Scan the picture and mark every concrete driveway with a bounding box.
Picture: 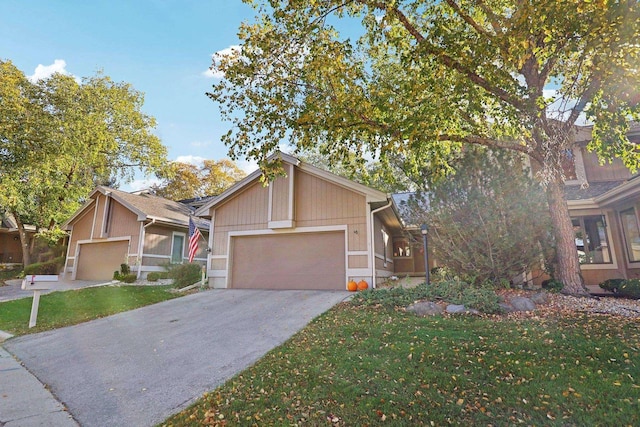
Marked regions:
[4,289,350,426]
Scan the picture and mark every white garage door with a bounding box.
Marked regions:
[76,240,129,281]
[230,232,345,290]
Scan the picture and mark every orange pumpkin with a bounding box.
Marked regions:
[357,280,369,291]
[347,280,358,292]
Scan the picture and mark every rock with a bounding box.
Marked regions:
[499,303,515,313]
[529,292,549,305]
[446,304,467,313]
[509,296,536,311]
[407,301,443,317]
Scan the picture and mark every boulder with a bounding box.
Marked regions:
[407,301,443,317]
[529,292,549,305]
[509,296,536,312]
[499,302,515,313]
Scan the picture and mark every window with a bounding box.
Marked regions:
[393,238,411,258]
[171,233,186,264]
[620,208,640,262]
[572,215,611,264]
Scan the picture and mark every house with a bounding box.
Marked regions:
[532,123,640,288]
[194,152,431,290]
[62,186,210,281]
[0,213,35,265]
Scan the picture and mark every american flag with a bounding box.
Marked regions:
[188,217,202,263]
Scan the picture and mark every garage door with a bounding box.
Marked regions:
[230,232,345,290]
[76,240,129,281]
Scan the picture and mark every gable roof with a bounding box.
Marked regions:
[194,151,390,217]
[63,186,209,230]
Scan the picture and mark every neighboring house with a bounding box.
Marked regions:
[0,213,35,264]
[194,152,431,290]
[62,186,210,281]
[532,123,640,288]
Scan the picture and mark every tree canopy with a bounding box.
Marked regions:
[208,0,639,295]
[0,60,168,264]
[153,159,246,200]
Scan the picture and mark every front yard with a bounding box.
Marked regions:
[163,300,640,426]
[0,285,181,336]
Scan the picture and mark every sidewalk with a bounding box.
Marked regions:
[0,346,78,426]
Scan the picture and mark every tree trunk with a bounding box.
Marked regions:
[545,178,589,296]
[12,211,31,266]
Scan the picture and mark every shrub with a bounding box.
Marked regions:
[23,258,62,275]
[599,278,625,293]
[119,273,137,283]
[147,272,160,282]
[618,279,640,299]
[120,263,131,275]
[351,279,501,313]
[146,271,169,282]
[168,263,202,288]
[542,279,565,293]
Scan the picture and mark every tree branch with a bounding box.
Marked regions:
[365,1,527,111]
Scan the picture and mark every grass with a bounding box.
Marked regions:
[0,268,21,285]
[163,304,640,426]
[0,285,180,336]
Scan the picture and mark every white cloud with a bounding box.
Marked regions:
[237,158,259,174]
[203,45,242,79]
[126,177,162,192]
[174,155,206,166]
[28,59,76,82]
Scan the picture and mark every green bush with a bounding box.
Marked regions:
[23,258,63,275]
[351,279,501,313]
[599,278,625,293]
[146,271,169,282]
[618,279,640,299]
[147,272,160,282]
[168,263,202,288]
[120,263,131,275]
[116,273,136,283]
[542,279,565,293]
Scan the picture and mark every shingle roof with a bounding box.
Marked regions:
[88,187,209,230]
[564,181,627,201]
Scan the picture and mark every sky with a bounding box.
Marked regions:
[0,0,259,191]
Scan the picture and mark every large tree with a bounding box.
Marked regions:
[209,0,639,295]
[153,159,246,200]
[0,60,168,265]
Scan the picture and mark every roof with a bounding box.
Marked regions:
[564,181,627,201]
[63,186,210,231]
[194,151,390,218]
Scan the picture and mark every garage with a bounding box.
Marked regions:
[76,240,129,280]
[230,232,345,290]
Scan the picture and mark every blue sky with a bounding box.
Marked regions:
[0,0,258,190]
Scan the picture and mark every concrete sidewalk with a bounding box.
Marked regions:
[0,347,78,426]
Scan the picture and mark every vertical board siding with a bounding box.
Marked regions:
[109,201,141,249]
[582,149,631,182]
[144,226,173,255]
[271,174,290,221]
[295,170,368,251]
[92,196,107,237]
[68,206,95,256]
[213,182,269,255]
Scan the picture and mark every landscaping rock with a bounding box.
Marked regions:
[529,292,549,305]
[446,304,480,315]
[499,302,515,313]
[407,301,443,317]
[509,296,536,311]
[446,304,467,313]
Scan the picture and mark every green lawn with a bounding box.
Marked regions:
[0,285,180,336]
[163,304,640,426]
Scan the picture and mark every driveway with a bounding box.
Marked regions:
[3,289,350,426]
